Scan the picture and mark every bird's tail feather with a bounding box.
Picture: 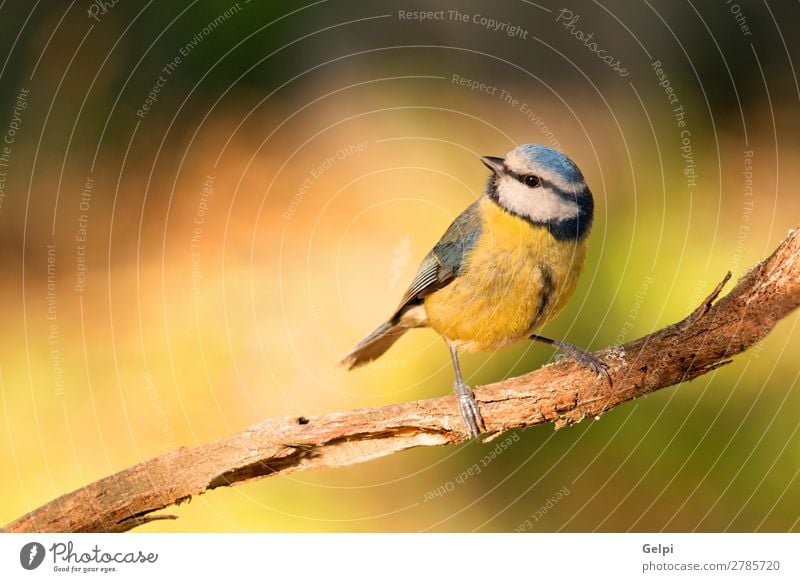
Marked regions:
[340,321,410,369]
[341,304,428,369]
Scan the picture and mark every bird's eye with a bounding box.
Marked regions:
[524,175,540,188]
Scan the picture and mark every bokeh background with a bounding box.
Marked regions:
[1,0,799,532]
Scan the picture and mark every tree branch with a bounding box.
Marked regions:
[4,227,800,533]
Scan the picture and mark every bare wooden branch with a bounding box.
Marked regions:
[4,227,799,533]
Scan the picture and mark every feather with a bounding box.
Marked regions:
[341,200,482,368]
[389,200,483,320]
[340,305,427,369]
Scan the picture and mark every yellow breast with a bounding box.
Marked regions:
[424,197,587,351]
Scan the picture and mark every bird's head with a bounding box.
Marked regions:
[481,144,594,239]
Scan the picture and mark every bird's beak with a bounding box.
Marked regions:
[480,156,505,175]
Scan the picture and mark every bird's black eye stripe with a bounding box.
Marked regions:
[524,175,540,188]
[505,168,543,188]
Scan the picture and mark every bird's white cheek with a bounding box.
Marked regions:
[497,178,579,222]
[538,190,581,221]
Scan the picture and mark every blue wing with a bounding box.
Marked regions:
[391,199,482,321]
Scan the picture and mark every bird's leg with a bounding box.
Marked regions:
[448,344,486,438]
[530,333,612,385]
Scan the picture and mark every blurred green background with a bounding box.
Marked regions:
[1,0,799,532]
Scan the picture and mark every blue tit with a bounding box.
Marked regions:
[341,144,608,437]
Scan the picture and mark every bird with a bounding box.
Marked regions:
[340,144,609,437]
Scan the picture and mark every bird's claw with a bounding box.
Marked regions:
[453,381,486,438]
[556,347,612,386]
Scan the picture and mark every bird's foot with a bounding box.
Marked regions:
[452,380,486,438]
[554,341,612,386]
